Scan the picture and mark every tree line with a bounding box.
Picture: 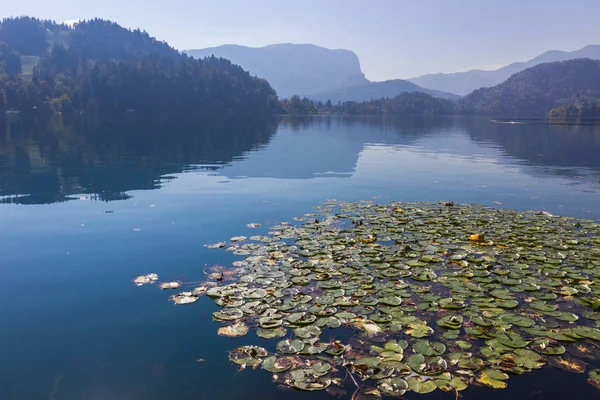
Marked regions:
[2,17,600,118]
[0,17,278,115]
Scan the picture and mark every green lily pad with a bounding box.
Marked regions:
[377,377,409,396]
[571,326,600,340]
[413,340,446,356]
[477,369,508,389]
[531,339,565,356]
[213,308,244,321]
[256,327,287,339]
[293,325,321,338]
[262,356,292,373]
[588,369,600,390]
[406,323,433,338]
[228,346,268,366]
[285,368,331,391]
[277,339,305,354]
[311,362,331,376]
[285,312,317,325]
[407,376,437,393]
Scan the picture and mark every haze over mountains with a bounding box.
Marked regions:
[308,80,459,103]
[409,45,600,96]
[185,44,369,98]
[185,44,458,101]
[186,43,600,103]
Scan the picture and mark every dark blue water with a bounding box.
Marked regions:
[0,115,599,400]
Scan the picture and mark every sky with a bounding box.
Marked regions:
[2,0,599,81]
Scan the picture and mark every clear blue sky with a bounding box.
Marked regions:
[2,0,599,80]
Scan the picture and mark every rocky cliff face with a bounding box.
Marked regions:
[185,43,369,98]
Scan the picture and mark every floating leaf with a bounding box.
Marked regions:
[406,323,433,338]
[407,376,437,394]
[218,321,249,338]
[213,308,243,321]
[256,327,287,339]
[262,356,292,373]
[377,377,408,396]
[588,369,600,390]
[477,369,508,389]
[284,368,331,391]
[133,273,158,286]
[228,346,268,366]
[206,242,226,249]
[170,292,199,305]
[277,339,305,354]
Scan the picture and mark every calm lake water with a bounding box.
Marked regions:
[0,115,599,400]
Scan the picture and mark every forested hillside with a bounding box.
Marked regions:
[0,17,278,115]
[459,59,600,117]
[281,92,456,115]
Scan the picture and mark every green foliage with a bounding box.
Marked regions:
[281,95,317,115]
[460,59,600,117]
[0,17,49,57]
[0,41,22,75]
[0,18,278,115]
[0,86,6,112]
[281,92,456,116]
[67,19,180,63]
[549,102,600,118]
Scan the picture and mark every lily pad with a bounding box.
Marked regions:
[213,308,244,321]
[170,292,199,305]
[256,327,287,339]
[407,376,437,394]
[377,377,408,396]
[285,368,331,391]
[228,345,268,366]
[277,339,305,354]
[477,369,508,389]
[218,321,249,337]
[588,369,600,390]
[262,356,292,373]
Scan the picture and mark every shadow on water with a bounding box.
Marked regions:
[1,115,599,205]
[0,114,278,204]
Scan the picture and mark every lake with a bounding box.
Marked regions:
[0,115,599,400]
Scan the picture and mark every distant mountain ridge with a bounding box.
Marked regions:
[306,79,460,103]
[185,44,369,98]
[459,58,600,117]
[409,44,600,96]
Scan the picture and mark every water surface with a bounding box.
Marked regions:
[0,115,599,400]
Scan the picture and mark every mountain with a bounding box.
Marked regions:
[306,79,460,103]
[409,44,600,96]
[184,44,369,98]
[459,58,600,117]
[0,17,278,115]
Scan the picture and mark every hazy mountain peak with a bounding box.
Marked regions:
[408,44,600,96]
[184,43,369,98]
[307,79,460,103]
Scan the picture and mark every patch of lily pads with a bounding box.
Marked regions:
[136,200,600,396]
